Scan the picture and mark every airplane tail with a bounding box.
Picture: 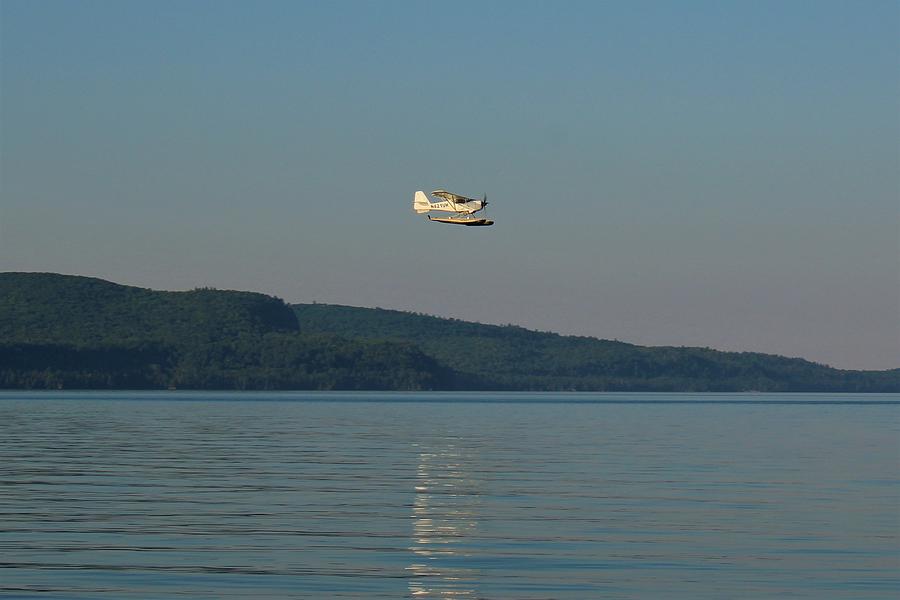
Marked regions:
[413,191,431,214]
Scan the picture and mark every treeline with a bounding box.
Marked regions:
[1,272,898,391]
[291,304,900,392]
[0,273,450,390]
[0,336,450,391]
[0,272,298,345]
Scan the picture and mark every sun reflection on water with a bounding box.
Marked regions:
[407,444,480,598]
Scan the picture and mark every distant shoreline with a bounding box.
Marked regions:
[1,390,898,403]
[2,272,898,393]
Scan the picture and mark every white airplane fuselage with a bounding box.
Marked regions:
[424,200,485,214]
[413,191,485,215]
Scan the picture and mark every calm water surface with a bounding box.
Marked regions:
[0,392,897,599]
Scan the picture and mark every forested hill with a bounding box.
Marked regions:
[291,303,900,392]
[0,273,450,390]
[1,273,897,391]
[1,272,299,344]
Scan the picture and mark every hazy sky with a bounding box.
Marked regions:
[2,0,898,370]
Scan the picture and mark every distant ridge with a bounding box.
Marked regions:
[0,273,448,390]
[291,303,900,392]
[1,272,897,391]
[1,272,299,343]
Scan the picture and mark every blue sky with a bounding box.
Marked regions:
[2,0,898,369]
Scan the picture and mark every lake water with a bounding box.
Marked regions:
[0,392,897,599]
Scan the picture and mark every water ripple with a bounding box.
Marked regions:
[1,392,897,598]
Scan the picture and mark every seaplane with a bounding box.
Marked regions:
[413,190,494,226]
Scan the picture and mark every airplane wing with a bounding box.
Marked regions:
[432,189,478,204]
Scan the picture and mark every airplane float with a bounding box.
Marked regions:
[413,190,494,226]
